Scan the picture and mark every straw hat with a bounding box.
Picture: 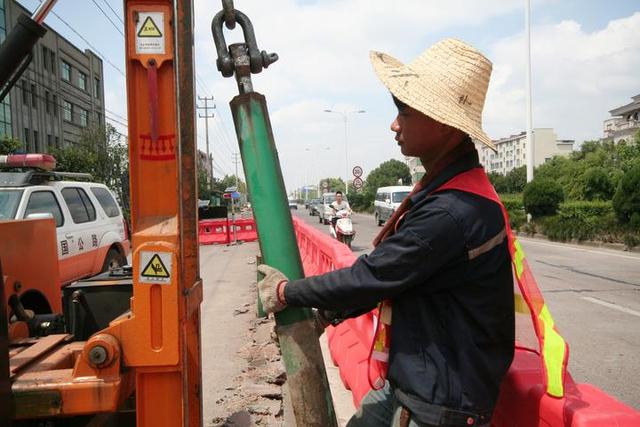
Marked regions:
[370,38,496,151]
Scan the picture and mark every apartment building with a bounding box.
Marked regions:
[479,128,574,175]
[603,94,640,144]
[1,0,106,152]
[406,157,425,185]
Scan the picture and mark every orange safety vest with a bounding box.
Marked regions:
[368,167,569,398]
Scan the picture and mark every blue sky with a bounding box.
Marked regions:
[19,0,640,192]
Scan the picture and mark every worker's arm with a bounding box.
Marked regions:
[284,207,465,311]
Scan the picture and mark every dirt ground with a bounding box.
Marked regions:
[200,242,355,427]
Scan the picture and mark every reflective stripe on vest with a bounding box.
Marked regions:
[367,167,568,398]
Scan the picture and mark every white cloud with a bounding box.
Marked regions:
[485,12,640,142]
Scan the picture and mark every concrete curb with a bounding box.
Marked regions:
[514,232,640,253]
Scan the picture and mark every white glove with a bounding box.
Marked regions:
[257,264,288,314]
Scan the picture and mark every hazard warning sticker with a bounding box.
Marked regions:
[139,251,172,284]
[135,12,165,55]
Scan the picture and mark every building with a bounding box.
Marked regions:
[479,128,574,175]
[603,94,640,144]
[1,0,105,152]
[197,149,213,183]
[0,0,11,138]
[406,157,425,185]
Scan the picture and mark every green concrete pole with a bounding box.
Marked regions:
[231,92,338,427]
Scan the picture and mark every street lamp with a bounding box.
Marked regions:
[324,108,366,196]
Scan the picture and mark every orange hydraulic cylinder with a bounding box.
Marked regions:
[105,1,203,426]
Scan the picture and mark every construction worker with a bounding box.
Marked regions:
[258,38,515,427]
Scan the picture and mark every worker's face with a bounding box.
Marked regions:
[390,106,461,160]
[336,193,343,203]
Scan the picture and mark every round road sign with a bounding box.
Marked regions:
[353,177,364,190]
[322,181,329,189]
[352,166,363,177]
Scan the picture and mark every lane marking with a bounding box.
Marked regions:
[581,296,640,318]
[518,237,640,261]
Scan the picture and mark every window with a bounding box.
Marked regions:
[95,112,101,126]
[33,130,38,151]
[392,192,410,203]
[63,100,72,122]
[61,188,96,223]
[42,46,48,70]
[79,108,88,127]
[94,77,100,98]
[24,191,64,227]
[30,84,37,108]
[91,187,120,217]
[52,95,58,116]
[22,80,28,104]
[47,134,52,149]
[78,71,87,91]
[23,128,29,149]
[61,61,71,81]
[55,136,60,148]
[45,91,50,113]
[50,51,56,74]
[0,190,24,219]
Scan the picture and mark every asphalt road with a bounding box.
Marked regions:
[292,207,640,409]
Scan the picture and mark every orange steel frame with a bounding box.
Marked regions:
[7,1,202,425]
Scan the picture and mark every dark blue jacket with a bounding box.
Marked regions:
[285,150,515,425]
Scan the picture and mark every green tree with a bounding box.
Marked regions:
[318,177,346,193]
[488,172,507,193]
[0,136,21,155]
[612,164,640,224]
[582,167,613,201]
[504,166,526,193]
[50,124,129,210]
[523,178,564,218]
[364,159,411,193]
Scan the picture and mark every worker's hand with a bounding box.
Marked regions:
[257,264,288,314]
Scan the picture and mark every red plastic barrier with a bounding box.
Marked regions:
[199,218,230,245]
[199,217,259,245]
[291,216,640,425]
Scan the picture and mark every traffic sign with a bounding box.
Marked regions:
[353,177,364,190]
[352,166,363,178]
[231,191,241,199]
[224,186,237,193]
[222,193,232,199]
[322,181,328,189]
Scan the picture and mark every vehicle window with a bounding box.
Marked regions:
[24,191,64,227]
[61,188,94,223]
[0,190,24,220]
[392,191,410,203]
[324,195,335,204]
[91,187,120,217]
[77,188,97,221]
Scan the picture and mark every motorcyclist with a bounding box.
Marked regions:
[330,190,351,228]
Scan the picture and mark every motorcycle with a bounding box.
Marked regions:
[329,209,355,248]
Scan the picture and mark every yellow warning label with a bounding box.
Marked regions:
[137,16,162,37]
[141,254,170,278]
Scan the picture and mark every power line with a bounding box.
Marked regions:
[46,7,126,77]
[90,0,124,36]
[101,0,124,25]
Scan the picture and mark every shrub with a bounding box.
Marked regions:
[523,179,564,218]
[500,194,525,230]
[612,164,640,223]
[583,167,614,201]
[540,201,616,242]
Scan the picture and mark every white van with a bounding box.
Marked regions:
[374,186,412,226]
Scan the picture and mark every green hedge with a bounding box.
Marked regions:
[541,200,616,242]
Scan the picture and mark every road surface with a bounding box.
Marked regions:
[292,208,640,409]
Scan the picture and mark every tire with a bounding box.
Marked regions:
[319,215,323,224]
[343,235,353,248]
[375,213,383,227]
[102,248,127,273]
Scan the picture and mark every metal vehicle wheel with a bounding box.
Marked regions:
[102,248,127,273]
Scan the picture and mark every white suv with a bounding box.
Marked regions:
[0,154,130,285]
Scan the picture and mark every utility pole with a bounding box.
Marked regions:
[232,152,241,188]
[197,96,215,188]
[324,109,366,196]
[525,0,534,183]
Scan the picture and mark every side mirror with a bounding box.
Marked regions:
[26,212,54,220]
